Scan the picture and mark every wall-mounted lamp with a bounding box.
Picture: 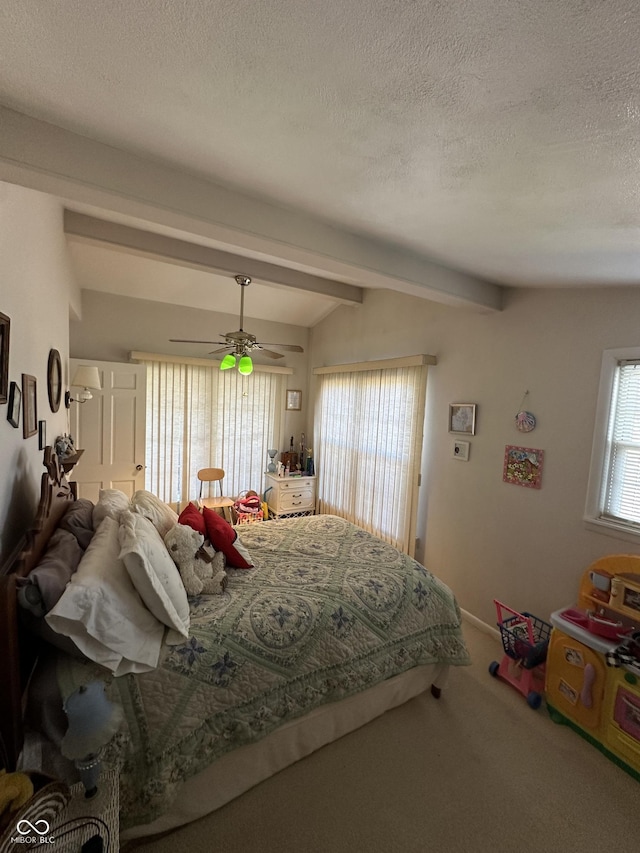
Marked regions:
[65,365,102,408]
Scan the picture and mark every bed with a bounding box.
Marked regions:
[0,449,471,842]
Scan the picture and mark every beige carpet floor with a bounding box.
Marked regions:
[125,621,636,853]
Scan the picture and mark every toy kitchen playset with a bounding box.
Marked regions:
[545,554,640,780]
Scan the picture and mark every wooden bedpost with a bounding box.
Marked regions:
[0,447,75,770]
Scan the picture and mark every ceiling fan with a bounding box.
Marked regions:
[170,274,304,374]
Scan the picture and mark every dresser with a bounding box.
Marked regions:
[264,474,316,518]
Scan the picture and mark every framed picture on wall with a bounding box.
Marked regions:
[7,381,20,428]
[38,419,47,450]
[503,445,544,489]
[453,439,470,461]
[449,403,476,435]
[286,389,302,411]
[0,312,9,404]
[22,373,37,438]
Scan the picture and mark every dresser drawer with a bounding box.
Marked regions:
[280,488,314,511]
[277,478,311,492]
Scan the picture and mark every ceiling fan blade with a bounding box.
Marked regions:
[258,343,305,353]
[170,338,226,344]
[172,282,303,358]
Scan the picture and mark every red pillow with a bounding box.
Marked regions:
[202,506,253,569]
[178,502,206,536]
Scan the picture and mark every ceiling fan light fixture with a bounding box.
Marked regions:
[171,273,304,364]
[220,353,236,370]
[238,355,253,375]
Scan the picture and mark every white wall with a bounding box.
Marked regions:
[310,286,640,626]
[0,183,76,564]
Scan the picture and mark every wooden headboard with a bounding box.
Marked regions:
[0,447,76,770]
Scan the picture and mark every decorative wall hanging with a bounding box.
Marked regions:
[38,420,47,450]
[449,403,476,435]
[514,390,536,433]
[7,381,20,427]
[0,312,9,404]
[22,373,37,438]
[47,348,62,412]
[503,445,544,489]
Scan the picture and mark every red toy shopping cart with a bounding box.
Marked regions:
[488,599,552,709]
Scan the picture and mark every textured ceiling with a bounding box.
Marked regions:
[2,0,640,301]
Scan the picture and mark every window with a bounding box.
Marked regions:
[585,348,640,539]
[143,357,285,508]
[313,356,431,555]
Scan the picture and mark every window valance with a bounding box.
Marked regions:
[130,351,293,375]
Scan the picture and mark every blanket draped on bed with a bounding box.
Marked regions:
[57,515,470,829]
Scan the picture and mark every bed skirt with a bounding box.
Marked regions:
[121,661,449,840]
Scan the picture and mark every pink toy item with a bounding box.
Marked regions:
[489,599,552,710]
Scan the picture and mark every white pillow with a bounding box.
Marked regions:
[92,488,131,529]
[118,510,190,643]
[131,490,178,538]
[46,516,165,675]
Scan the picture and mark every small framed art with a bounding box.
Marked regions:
[453,440,470,461]
[22,373,37,438]
[286,389,302,411]
[0,312,9,404]
[38,419,47,450]
[503,445,544,489]
[449,403,476,435]
[7,381,20,427]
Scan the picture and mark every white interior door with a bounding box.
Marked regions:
[69,359,146,502]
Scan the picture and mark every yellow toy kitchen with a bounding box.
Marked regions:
[546,554,640,781]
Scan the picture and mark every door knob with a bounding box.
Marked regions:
[135,464,144,471]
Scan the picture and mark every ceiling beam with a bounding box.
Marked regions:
[64,211,363,305]
[0,107,503,311]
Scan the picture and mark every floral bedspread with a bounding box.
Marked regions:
[58,514,470,829]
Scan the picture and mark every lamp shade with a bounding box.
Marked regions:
[220,353,236,370]
[71,365,102,390]
[238,355,253,375]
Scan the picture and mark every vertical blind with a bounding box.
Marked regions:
[314,361,427,554]
[602,360,640,526]
[144,359,284,508]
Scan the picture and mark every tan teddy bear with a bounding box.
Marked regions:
[164,523,227,596]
